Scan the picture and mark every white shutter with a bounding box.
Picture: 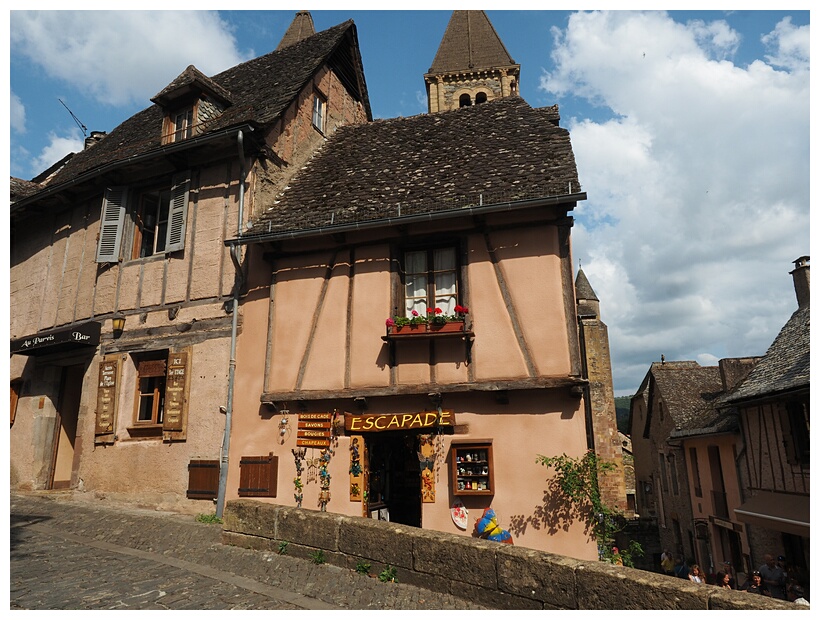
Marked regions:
[95,187,127,263]
[164,172,190,253]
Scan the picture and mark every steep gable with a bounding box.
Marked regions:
[428,10,517,73]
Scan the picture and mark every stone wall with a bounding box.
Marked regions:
[222,499,797,610]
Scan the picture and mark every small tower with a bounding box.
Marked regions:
[576,268,628,514]
[277,11,316,51]
[424,11,521,113]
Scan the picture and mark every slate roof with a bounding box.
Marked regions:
[428,10,517,73]
[150,64,232,107]
[241,96,582,240]
[723,305,810,403]
[10,177,42,203]
[646,361,725,432]
[575,268,599,302]
[26,20,368,192]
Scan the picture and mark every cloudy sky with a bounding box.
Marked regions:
[8,6,811,395]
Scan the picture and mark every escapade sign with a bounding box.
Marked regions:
[344,410,453,432]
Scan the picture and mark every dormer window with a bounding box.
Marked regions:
[171,107,194,142]
[312,92,326,132]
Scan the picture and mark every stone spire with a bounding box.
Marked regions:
[277,11,316,51]
[575,267,600,319]
[424,11,521,113]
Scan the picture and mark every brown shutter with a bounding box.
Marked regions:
[95,355,120,443]
[238,453,278,497]
[162,351,188,433]
[187,459,220,499]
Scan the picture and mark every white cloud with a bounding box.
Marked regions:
[542,11,810,394]
[11,91,26,133]
[10,11,250,107]
[32,131,85,175]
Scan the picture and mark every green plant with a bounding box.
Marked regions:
[309,549,326,564]
[537,450,643,568]
[277,540,289,555]
[355,560,372,575]
[195,513,223,524]
[386,305,469,329]
[378,565,398,583]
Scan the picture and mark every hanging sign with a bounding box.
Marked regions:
[296,413,333,447]
[344,409,453,433]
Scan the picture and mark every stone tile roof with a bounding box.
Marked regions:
[277,11,316,51]
[724,305,810,403]
[35,21,365,190]
[575,268,599,302]
[10,177,42,202]
[428,10,517,73]
[649,362,725,432]
[150,64,232,107]
[243,96,582,239]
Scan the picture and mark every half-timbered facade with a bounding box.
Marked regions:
[9,18,370,512]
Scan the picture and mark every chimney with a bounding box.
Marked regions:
[790,256,810,309]
[84,131,107,150]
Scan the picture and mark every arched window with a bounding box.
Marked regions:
[459,94,472,108]
[510,80,518,95]
[475,92,487,104]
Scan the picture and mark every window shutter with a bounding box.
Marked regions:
[95,355,120,443]
[162,351,188,433]
[187,459,220,499]
[164,173,189,253]
[239,453,279,497]
[95,187,127,263]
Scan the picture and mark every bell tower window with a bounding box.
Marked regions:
[459,94,472,108]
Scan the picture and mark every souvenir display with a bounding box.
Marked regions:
[450,498,468,530]
[474,507,513,544]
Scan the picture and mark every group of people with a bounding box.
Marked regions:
[659,550,808,605]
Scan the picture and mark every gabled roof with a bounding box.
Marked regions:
[150,64,232,107]
[277,11,316,50]
[650,362,724,431]
[239,96,583,242]
[723,305,810,403]
[428,10,517,73]
[21,20,370,199]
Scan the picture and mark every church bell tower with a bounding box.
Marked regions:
[424,11,521,113]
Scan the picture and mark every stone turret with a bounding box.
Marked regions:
[277,11,316,51]
[424,11,520,113]
[575,268,628,514]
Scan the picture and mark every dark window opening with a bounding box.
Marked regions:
[459,93,472,107]
[475,91,487,104]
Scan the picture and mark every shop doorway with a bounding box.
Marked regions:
[365,432,422,527]
[49,364,84,489]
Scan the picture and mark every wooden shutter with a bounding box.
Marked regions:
[95,355,120,443]
[164,173,189,253]
[239,453,278,497]
[96,187,127,263]
[187,459,220,499]
[162,351,188,433]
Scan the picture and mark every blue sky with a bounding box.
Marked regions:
[8,5,812,396]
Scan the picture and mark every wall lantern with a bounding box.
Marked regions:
[112,314,126,338]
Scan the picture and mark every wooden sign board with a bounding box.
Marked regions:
[299,413,332,421]
[296,438,330,448]
[345,409,453,433]
[297,430,331,439]
[298,421,331,430]
[95,358,119,434]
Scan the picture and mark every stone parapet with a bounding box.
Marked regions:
[223,499,801,611]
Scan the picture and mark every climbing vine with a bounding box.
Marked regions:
[537,450,643,567]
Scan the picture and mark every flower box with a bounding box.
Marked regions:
[390,324,428,335]
[387,321,466,336]
[427,321,466,333]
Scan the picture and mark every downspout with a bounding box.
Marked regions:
[216,129,246,518]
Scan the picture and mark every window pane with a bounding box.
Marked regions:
[433,248,455,271]
[405,251,427,275]
[434,248,457,313]
[155,189,171,253]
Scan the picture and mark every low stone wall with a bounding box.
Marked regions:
[222,499,800,610]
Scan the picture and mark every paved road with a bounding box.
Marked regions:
[10,491,485,610]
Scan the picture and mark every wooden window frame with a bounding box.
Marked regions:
[162,103,197,145]
[131,353,168,436]
[311,91,326,133]
[401,246,461,318]
[131,186,172,259]
[451,442,494,496]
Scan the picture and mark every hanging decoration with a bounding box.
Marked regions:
[349,435,363,501]
[474,508,514,544]
[305,454,321,484]
[318,447,333,511]
[418,433,436,503]
[451,498,468,530]
[291,447,306,508]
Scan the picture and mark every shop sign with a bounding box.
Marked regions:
[11,321,101,355]
[344,410,453,432]
[296,412,333,447]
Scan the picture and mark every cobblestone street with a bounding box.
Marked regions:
[10,492,485,611]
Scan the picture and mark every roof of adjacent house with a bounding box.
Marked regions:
[240,96,582,240]
[10,177,42,203]
[428,10,517,74]
[723,305,810,403]
[22,20,369,194]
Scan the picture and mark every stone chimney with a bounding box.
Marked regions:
[84,131,107,150]
[790,256,810,309]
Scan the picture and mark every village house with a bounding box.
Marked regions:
[10,13,370,511]
[223,10,623,558]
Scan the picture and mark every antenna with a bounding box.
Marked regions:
[58,98,88,137]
